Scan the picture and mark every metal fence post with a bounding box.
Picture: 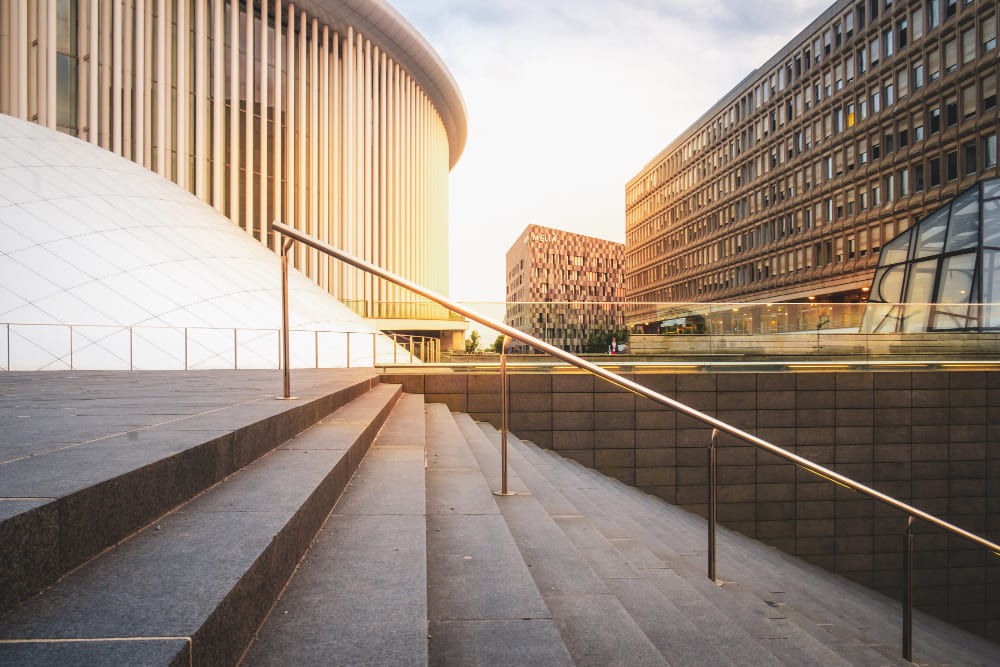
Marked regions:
[708,428,718,582]
[234,328,238,369]
[280,237,294,399]
[903,516,914,661]
[346,332,351,368]
[69,325,73,371]
[495,336,514,497]
[184,327,189,370]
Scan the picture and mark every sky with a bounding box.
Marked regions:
[388,0,834,302]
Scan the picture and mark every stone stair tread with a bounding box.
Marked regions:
[424,405,572,666]
[0,372,379,616]
[543,452,913,661]
[492,433,798,666]
[526,440,911,664]
[242,393,427,666]
[0,383,400,666]
[509,429,1000,665]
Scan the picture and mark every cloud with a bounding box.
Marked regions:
[388,0,832,300]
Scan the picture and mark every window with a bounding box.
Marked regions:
[871,36,880,66]
[913,7,925,40]
[944,37,957,72]
[872,90,881,113]
[915,164,925,191]
[930,106,941,134]
[946,150,958,181]
[945,96,958,126]
[964,141,977,176]
[962,27,976,63]
[928,48,940,81]
[884,29,894,58]
[899,125,909,148]
[985,14,997,53]
[899,168,910,196]
[897,68,909,99]
[885,80,895,106]
[984,75,998,110]
[985,134,998,168]
[930,156,942,186]
[927,0,940,30]
[946,0,957,19]
[963,84,977,119]
[886,132,895,154]
[913,62,925,89]
[858,47,868,73]
[913,111,925,141]
[872,185,882,206]
[885,174,895,201]
[899,18,909,49]
[872,138,882,160]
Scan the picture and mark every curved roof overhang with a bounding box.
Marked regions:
[295,0,468,169]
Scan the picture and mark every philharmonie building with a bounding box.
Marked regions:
[0,0,467,369]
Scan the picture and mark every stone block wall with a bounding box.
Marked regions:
[383,369,1000,638]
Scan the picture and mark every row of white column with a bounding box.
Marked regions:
[0,0,453,309]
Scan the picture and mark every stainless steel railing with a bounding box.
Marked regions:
[274,221,1000,661]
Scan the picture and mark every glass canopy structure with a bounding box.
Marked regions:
[862,178,1000,333]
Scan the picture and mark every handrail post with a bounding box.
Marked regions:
[903,516,914,661]
[280,238,294,399]
[708,428,718,583]
[495,336,514,496]
[346,332,351,368]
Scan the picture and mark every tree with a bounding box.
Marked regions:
[583,327,629,354]
[464,330,482,353]
[491,335,506,353]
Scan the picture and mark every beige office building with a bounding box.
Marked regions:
[506,224,625,353]
[0,0,466,339]
[626,0,999,309]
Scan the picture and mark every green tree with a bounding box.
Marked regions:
[464,330,482,353]
[491,335,506,353]
[583,327,629,353]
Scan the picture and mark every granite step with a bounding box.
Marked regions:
[0,371,380,616]
[424,404,572,666]
[0,383,401,667]
[476,423,786,666]
[455,414,670,666]
[518,441,883,666]
[242,392,428,666]
[516,432,1000,665]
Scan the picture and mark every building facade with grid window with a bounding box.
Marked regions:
[0,0,466,321]
[505,224,625,353]
[626,0,999,312]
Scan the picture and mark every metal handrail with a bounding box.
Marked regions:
[274,221,1000,660]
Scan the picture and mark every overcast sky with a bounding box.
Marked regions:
[388,0,833,301]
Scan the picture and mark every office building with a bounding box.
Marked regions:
[0,0,466,344]
[505,224,625,353]
[626,0,999,311]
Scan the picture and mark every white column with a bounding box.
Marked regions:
[284,3,294,249]
[86,0,97,136]
[272,0,282,231]
[142,0,152,166]
[155,0,166,173]
[122,0,132,154]
[344,26,354,300]
[134,0,145,163]
[228,0,239,220]
[363,38,372,305]
[378,49,387,301]
[259,0,269,245]
[112,0,122,151]
[296,8,306,269]
[45,0,56,128]
[309,18,319,272]
[319,24,329,289]
[176,0,188,187]
[244,0,254,234]
[194,0,206,198]
[212,0,224,209]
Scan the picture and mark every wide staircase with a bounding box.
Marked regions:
[2,379,998,665]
